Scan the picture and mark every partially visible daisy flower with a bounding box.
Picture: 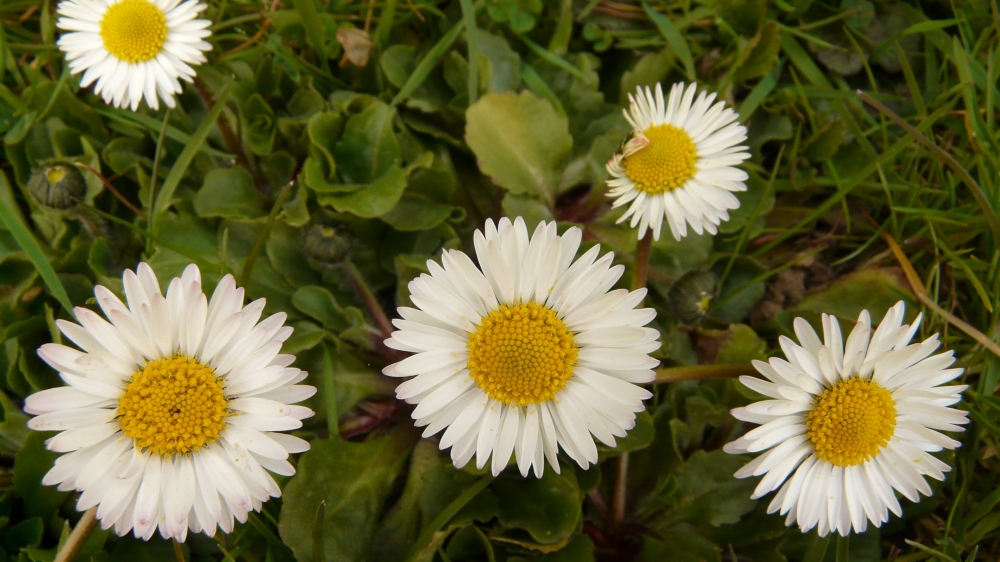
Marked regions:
[25,263,314,541]
[725,301,968,536]
[56,0,213,110]
[606,82,750,241]
[383,217,659,477]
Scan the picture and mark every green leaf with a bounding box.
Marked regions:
[381,195,457,231]
[474,31,522,93]
[642,3,696,81]
[793,269,914,324]
[718,0,767,36]
[598,409,655,459]
[666,450,757,527]
[465,91,572,206]
[291,285,366,337]
[193,167,268,219]
[14,432,68,520]
[714,324,768,364]
[292,0,328,68]
[641,530,721,562]
[316,164,409,218]
[0,172,73,313]
[733,22,781,82]
[279,430,418,562]
[334,101,400,184]
[153,84,232,232]
[493,469,581,545]
[501,193,554,232]
[242,94,277,156]
[802,119,846,161]
[372,441,441,562]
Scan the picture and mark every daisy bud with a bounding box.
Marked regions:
[27,161,86,210]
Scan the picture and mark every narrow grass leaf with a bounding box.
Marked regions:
[643,3,695,81]
[391,20,465,107]
[153,83,232,233]
[0,179,73,314]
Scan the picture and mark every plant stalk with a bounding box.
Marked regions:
[53,508,97,562]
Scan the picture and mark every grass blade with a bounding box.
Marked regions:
[858,90,1000,245]
[390,19,465,107]
[0,175,73,314]
[406,475,494,562]
[152,83,231,235]
[292,0,327,69]
[643,3,695,81]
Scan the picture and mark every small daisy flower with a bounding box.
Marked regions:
[56,0,213,110]
[606,82,750,241]
[383,218,659,477]
[724,301,968,536]
[25,264,314,541]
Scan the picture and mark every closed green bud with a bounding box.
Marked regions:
[668,270,717,324]
[303,224,351,266]
[28,161,86,210]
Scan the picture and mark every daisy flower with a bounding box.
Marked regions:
[724,301,968,536]
[25,264,314,541]
[56,0,213,110]
[606,82,750,241]
[383,217,659,477]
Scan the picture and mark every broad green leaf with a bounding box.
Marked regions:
[334,101,400,184]
[465,91,572,206]
[381,195,456,231]
[802,119,846,161]
[501,193,554,232]
[734,22,781,82]
[242,93,277,156]
[794,269,915,324]
[316,164,408,218]
[279,429,417,562]
[193,167,268,219]
[14,432,68,520]
[493,469,581,545]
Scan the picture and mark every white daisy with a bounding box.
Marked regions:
[56,0,213,110]
[605,82,750,241]
[383,217,659,477]
[725,301,968,537]
[25,263,314,542]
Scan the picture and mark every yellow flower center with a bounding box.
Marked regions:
[46,168,66,184]
[467,302,577,407]
[805,378,896,467]
[100,0,168,63]
[623,124,698,194]
[118,356,228,455]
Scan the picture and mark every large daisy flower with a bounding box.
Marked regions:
[606,82,750,241]
[56,0,212,110]
[724,301,968,536]
[25,264,314,541]
[383,218,659,477]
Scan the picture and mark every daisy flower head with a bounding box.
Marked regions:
[725,301,968,537]
[383,217,660,478]
[56,0,213,110]
[25,264,314,541]
[606,82,750,241]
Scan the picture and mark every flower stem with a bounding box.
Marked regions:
[173,539,185,562]
[612,231,654,531]
[650,364,757,384]
[632,230,653,292]
[53,508,97,562]
[342,259,395,340]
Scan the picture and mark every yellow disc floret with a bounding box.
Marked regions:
[467,302,577,407]
[118,356,228,455]
[805,377,897,467]
[100,0,168,63]
[623,124,698,194]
